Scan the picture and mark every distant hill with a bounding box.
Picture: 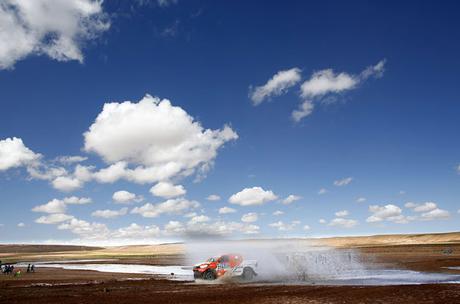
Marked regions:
[0,244,102,253]
[312,231,460,248]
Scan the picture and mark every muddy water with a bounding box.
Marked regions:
[27,261,460,285]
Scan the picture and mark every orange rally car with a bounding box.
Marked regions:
[193,253,258,281]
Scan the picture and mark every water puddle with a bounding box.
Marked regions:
[30,262,460,285]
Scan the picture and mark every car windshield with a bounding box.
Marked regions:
[206,257,216,262]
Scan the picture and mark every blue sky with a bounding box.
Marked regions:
[0,0,459,245]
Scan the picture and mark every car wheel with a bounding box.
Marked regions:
[203,270,216,280]
[242,267,254,281]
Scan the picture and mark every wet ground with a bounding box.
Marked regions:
[1,243,460,303]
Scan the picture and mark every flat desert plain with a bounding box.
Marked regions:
[1,232,460,303]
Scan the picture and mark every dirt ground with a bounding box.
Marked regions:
[1,241,460,303]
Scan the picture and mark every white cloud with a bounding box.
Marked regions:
[92,207,128,219]
[32,199,67,214]
[420,208,450,221]
[273,210,284,216]
[17,222,25,227]
[150,182,186,199]
[366,204,410,224]
[229,187,278,206]
[35,213,74,224]
[164,219,259,237]
[335,210,349,217]
[32,196,91,214]
[51,176,83,192]
[46,164,93,192]
[187,215,210,225]
[249,68,302,105]
[303,225,310,231]
[241,212,258,223]
[293,60,386,121]
[157,0,178,7]
[112,190,142,204]
[282,194,301,205]
[457,164,460,174]
[164,221,185,235]
[55,156,87,164]
[405,201,437,213]
[218,206,236,214]
[0,137,41,171]
[63,196,92,205]
[84,95,238,184]
[111,223,161,239]
[300,70,357,99]
[301,60,385,99]
[356,197,366,203]
[405,201,450,221]
[318,188,327,195]
[269,220,300,231]
[319,219,326,224]
[206,194,221,201]
[334,177,353,187]
[291,100,314,122]
[58,218,110,240]
[328,218,358,228]
[131,198,200,218]
[0,0,109,69]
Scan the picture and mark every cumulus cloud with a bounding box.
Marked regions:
[292,60,386,121]
[84,95,238,184]
[291,100,314,122]
[206,194,221,201]
[17,222,25,227]
[420,208,450,221]
[32,196,91,214]
[91,207,128,219]
[48,166,88,191]
[0,0,109,69]
[228,187,277,206]
[54,155,88,165]
[273,210,284,216]
[303,225,310,231]
[366,204,410,224]
[319,219,326,224]
[334,177,353,187]
[281,194,301,205]
[249,68,302,105]
[164,219,259,237]
[112,190,142,204]
[335,210,349,217]
[131,198,200,218]
[269,220,300,231]
[241,212,258,223]
[356,197,366,203]
[0,137,41,171]
[111,223,161,239]
[150,182,186,199]
[405,201,450,221]
[328,218,358,228]
[187,215,210,225]
[35,213,74,224]
[318,188,327,195]
[218,206,236,214]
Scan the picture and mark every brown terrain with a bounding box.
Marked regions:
[1,232,460,303]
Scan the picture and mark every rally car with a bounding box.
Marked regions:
[193,253,258,281]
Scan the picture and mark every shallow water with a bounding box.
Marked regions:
[31,262,460,285]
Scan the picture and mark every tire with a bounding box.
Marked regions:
[242,267,254,281]
[203,270,216,280]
